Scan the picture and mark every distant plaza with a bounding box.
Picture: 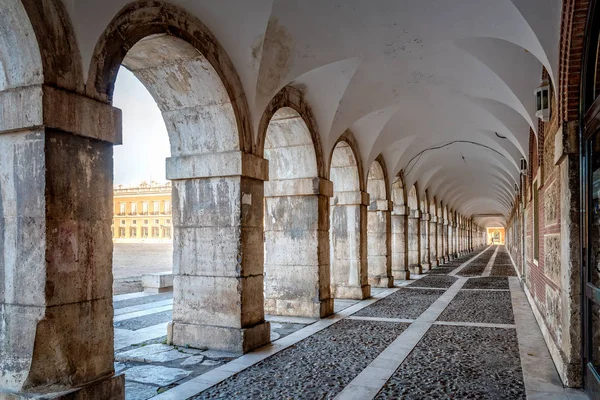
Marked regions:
[112,181,173,242]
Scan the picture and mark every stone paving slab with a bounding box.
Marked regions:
[374,325,525,400]
[352,289,443,319]
[114,310,173,331]
[125,365,192,386]
[125,381,160,400]
[491,264,517,276]
[406,275,457,289]
[192,320,409,399]
[463,277,510,290]
[438,291,514,324]
[116,344,189,363]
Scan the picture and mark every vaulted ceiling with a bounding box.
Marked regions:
[62,0,561,226]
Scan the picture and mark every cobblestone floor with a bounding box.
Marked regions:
[194,320,408,399]
[111,245,587,400]
[375,325,525,400]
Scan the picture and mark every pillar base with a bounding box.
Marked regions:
[331,284,370,299]
[167,321,271,354]
[409,264,422,274]
[0,374,125,400]
[265,297,334,319]
[420,263,431,272]
[392,269,411,281]
[368,275,394,288]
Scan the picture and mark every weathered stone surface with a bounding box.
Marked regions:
[125,365,191,386]
[544,234,561,284]
[115,344,187,363]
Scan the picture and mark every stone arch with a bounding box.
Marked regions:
[86,0,252,153]
[257,86,326,177]
[84,2,271,354]
[260,90,332,318]
[329,135,370,299]
[366,156,393,287]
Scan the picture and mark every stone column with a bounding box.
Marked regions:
[367,199,394,287]
[0,86,124,397]
[330,191,370,299]
[420,213,430,271]
[166,151,271,353]
[452,222,459,257]
[429,216,438,267]
[437,218,444,264]
[264,177,334,318]
[407,208,421,274]
[391,205,410,280]
[444,221,450,260]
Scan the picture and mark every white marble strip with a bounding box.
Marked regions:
[335,276,468,400]
[509,277,577,399]
[482,245,500,277]
[113,291,151,302]
[461,288,510,292]
[114,304,173,322]
[114,322,169,351]
[449,246,492,276]
[265,315,319,325]
[152,288,399,400]
[346,316,415,324]
[433,320,516,329]
[404,286,446,291]
[114,299,173,317]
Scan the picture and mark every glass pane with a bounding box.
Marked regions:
[591,302,600,371]
[590,133,600,288]
[594,39,600,101]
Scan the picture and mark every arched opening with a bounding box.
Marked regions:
[366,159,393,287]
[444,206,450,260]
[407,185,421,274]
[111,67,173,297]
[391,175,410,280]
[262,107,333,318]
[329,140,370,299]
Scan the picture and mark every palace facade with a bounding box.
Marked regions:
[112,182,172,242]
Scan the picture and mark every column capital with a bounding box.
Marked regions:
[408,208,421,219]
[166,151,269,181]
[421,212,430,221]
[0,85,122,144]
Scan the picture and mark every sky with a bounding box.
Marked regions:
[112,67,171,185]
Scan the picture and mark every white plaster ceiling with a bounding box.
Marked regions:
[61,0,561,226]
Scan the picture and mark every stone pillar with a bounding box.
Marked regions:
[429,216,438,267]
[391,205,410,280]
[444,221,450,260]
[330,190,370,299]
[420,213,430,271]
[0,86,124,397]
[437,218,444,264]
[166,151,271,353]
[264,177,334,318]
[407,208,421,274]
[367,199,394,287]
[452,222,459,257]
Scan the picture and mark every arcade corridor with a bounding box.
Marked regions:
[2,0,600,399]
